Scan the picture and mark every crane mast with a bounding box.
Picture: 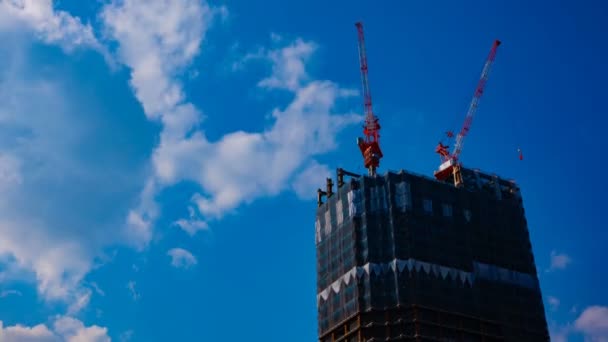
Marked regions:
[355,22,383,176]
[435,39,501,187]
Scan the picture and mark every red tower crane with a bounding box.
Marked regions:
[355,22,383,176]
[435,39,501,187]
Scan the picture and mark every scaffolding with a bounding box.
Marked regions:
[315,168,549,342]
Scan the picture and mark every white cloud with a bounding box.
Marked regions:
[54,317,110,342]
[173,206,208,236]
[100,0,361,244]
[176,42,360,219]
[173,77,360,222]
[100,0,214,120]
[549,305,608,342]
[67,289,92,316]
[100,0,222,247]
[231,49,261,71]
[125,209,153,251]
[0,211,94,306]
[0,0,151,312]
[0,321,56,342]
[292,160,332,200]
[213,5,229,23]
[0,113,127,306]
[549,324,570,342]
[548,295,561,311]
[0,1,361,319]
[127,281,140,301]
[232,37,316,89]
[258,38,317,91]
[152,43,360,222]
[0,0,107,56]
[270,32,283,43]
[119,330,134,342]
[0,153,22,189]
[0,289,22,298]
[0,316,110,342]
[181,78,359,220]
[549,250,572,272]
[575,306,608,341]
[167,248,197,269]
[89,282,105,297]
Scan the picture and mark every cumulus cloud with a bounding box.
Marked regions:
[0,0,108,57]
[575,306,608,341]
[0,321,56,342]
[173,206,208,236]
[0,1,361,337]
[0,316,110,342]
[100,0,213,120]
[100,0,221,247]
[179,76,360,220]
[125,208,154,251]
[0,0,361,319]
[292,160,332,200]
[164,75,360,222]
[100,1,361,244]
[548,295,561,311]
[257,38,317,91]
[0,172,94,304]
[0,0,138,317]
[0,289,22,298]
[67,289,92,316]
[119,330,134,342]
[0,153,22,189]
[549,250,572,272]
[167,248,197,269]
[127,281,140,301]
[53,317,110,342]
[0,213,93,303]
[89,282,105,297]
[0,36,149,311]
[549,324,570,342]
[548,305,608,342]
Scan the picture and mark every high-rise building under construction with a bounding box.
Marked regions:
[315,167,549,341]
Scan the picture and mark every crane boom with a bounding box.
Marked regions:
[355,23,371,117]
[452,39,501,160]
[355,22,383,176]
[434,39,501,186]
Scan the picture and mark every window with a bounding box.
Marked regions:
[442,203,453,217]
[464,209,472,222]
[395,181,411,212]
[423,199,433,214]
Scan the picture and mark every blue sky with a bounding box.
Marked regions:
[0,0,606,341]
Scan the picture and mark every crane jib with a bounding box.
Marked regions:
[451,40,501,161]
